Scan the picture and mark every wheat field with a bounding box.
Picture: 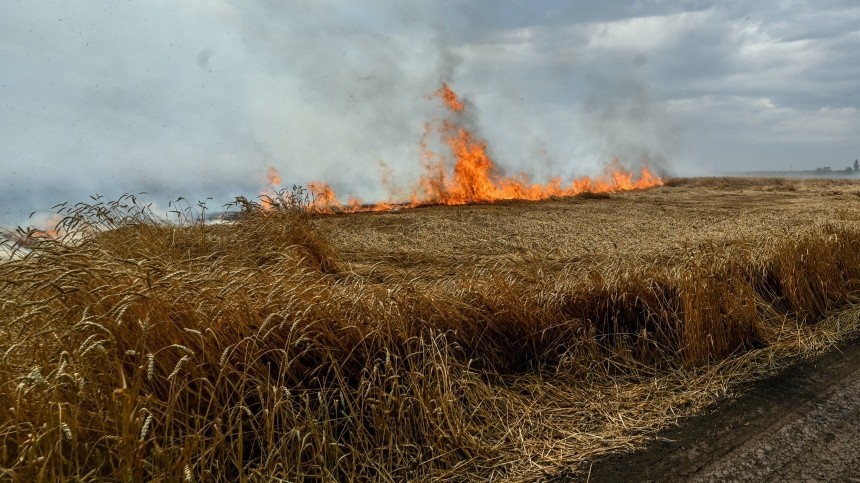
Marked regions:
[2,177,860,481]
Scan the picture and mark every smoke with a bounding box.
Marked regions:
[0,1,685,230]
[191,1,686,204]
[220,2,475,202]
[29,1,860,227]
[581,65,683,176]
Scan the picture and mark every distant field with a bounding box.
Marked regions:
[2,177,860,481]
[318,176,860,280]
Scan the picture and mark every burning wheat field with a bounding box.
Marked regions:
[5,0,860,479]
[257,84,663,216]
[3,85,860,481]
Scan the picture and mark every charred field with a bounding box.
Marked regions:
[3,177,860,481]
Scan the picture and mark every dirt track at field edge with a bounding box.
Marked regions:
[560,334,860,481]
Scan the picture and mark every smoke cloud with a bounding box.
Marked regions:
[1,0,858,227]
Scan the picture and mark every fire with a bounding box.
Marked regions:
[436,82,465,112]
[261,83,663,213]
[308,181,341,213]
[410,85,663,205]
[260,166,283,211]
[1,213,63,247]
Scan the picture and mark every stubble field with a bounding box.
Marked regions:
[2,177,860,481]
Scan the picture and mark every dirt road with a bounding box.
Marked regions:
[579,338,860,481]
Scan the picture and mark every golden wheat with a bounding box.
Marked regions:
[1,179,860,481]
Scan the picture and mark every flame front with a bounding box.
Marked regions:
[411,85,663,206]
[264,83,663,213]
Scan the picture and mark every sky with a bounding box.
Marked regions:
[1,0,859,227]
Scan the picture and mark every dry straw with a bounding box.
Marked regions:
[1,179,860,481]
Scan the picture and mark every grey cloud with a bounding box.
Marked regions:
[197,48,214,71]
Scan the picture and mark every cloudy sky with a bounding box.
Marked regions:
[2,0,859,227]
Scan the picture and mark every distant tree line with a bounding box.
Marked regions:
[815,160,859,174]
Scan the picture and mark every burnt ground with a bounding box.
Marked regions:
[553,337,860,482]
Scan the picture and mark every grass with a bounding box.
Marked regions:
[2,178,860,481]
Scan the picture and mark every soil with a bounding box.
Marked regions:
[558,337,860,481]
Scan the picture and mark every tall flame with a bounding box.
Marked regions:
[262,83,663,213]
[260,166,283,211]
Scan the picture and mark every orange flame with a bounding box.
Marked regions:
[436,82,465,112]
[260,166,283,211]
[1,213,63,247]
[261,83,662,213]
[411,86,662,205]
[308,181,341,213]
